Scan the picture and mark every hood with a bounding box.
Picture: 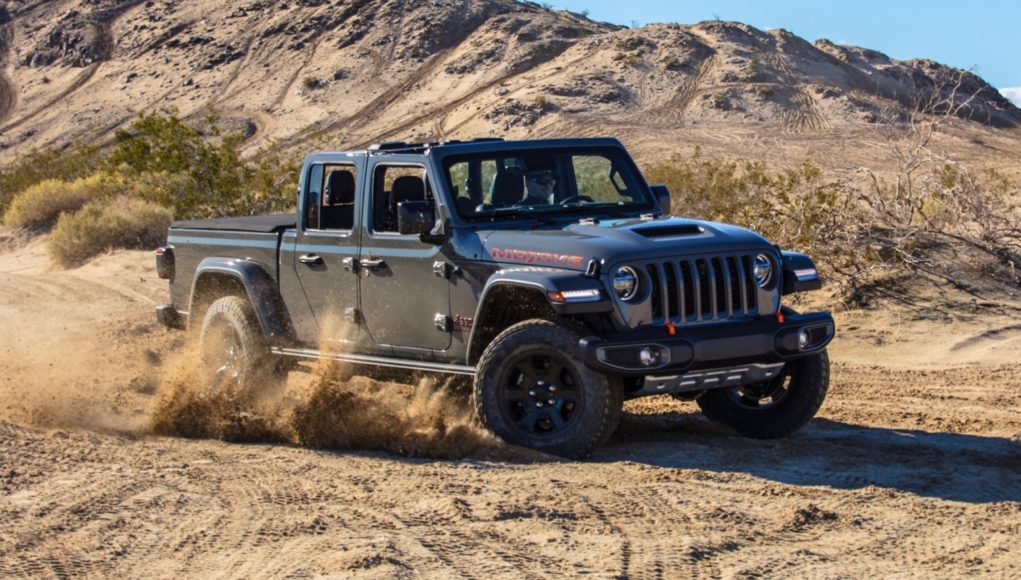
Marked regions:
[478,216,773,270]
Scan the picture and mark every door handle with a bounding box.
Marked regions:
[359,258,387,270]
[299,254,323,265]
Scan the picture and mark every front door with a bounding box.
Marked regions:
[358,160,451,352]
[292,161,363,346]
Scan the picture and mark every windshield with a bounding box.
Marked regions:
[442,147,655,221]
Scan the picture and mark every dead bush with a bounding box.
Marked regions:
[2,174,131,231]
[645,71,1021,309]
[47,196,172,267]
[0,143,101,217]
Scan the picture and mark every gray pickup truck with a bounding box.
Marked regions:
[155,137,834,457]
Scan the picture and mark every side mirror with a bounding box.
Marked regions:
[651,184,671,215]
[397,200,436,237]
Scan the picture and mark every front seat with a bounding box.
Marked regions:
[391,175,426,204]
[479,170,523,211]
[320,170,355,229]
[387,175,426,231]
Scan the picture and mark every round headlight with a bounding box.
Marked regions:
[612,266,640,301]
[753,254,773,287]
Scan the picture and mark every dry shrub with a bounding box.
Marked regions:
[2,173,130,230]
[47,195,172,267]
[643,70,1021,308]
[0,143,101,216]
[645,150,1020,308]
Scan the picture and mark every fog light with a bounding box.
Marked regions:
[639,347,661,366]
[798,329,810,350]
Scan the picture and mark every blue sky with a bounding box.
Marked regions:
[547,0,1021,105]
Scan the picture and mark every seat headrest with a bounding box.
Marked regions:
[391,175,426,204]
[326,171,355,205]
[490,171,524,206]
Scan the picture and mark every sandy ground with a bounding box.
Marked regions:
[1,238,1020,578]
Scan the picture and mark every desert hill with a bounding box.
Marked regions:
[0,0,1019,170]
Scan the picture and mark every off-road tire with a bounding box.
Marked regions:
[473,319,623,458]
[697,350,829,439]
[199,295,285,397]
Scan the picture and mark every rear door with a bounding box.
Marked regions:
[288,159,364,347]
[357,158,452,352]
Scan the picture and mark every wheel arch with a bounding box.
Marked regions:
[188,258,295,343]
[466,282,555,365]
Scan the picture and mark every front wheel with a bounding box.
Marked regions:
[696,350,830,439]
[473,320,623,458]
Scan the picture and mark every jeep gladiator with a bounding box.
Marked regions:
[155,137,834,457]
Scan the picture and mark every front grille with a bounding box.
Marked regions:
[644,253,759,324]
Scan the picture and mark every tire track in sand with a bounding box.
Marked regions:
[766,47,829,134]
[0,18,15,126]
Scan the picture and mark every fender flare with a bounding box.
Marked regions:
[189,257,295,343]
[466,269,612,361]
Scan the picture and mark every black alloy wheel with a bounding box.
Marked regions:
[498,352,584,436]
[474,320,623,458]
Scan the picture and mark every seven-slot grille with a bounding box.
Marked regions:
[642,254,760,324]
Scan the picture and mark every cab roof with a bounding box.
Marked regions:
[303,137,627,164]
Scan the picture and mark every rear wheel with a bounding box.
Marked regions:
[473,320,623,458]
[696,350,829,438]
[199,295,285,397]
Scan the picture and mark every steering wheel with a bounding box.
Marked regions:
[559,195,594,206]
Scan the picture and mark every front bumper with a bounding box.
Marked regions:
[580,311,834,376]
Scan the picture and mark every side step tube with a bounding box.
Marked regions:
[271,347,476,376]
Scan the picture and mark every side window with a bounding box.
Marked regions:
[320,165,358,231]
[305,164,324,229]
[572,155,626,202]
[479,160,498,204]
[448,159,498,214]
[371,164,427,234]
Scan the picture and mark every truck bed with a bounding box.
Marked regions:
[171,213,295,233]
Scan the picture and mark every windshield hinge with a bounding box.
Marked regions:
[433,261,450,279]
[434,314,452,332]
[344,307,361,324]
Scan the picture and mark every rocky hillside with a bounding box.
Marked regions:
[0,0,1018,164]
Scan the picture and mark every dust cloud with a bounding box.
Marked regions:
[148,329,524,459]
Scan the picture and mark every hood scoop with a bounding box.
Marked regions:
[633,224,704,238]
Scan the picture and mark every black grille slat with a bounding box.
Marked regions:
[676,261,687,321]
[663,262,678,320]
[637,253,760,324]
[656,263,670,322]
[696,259,711,320]
[733,256,749,314]
[711,258,728,319]
[718,257,734,317]
[646,264,663,321]
[725,256,741,315]
[741,255,756,309]
[688,259,702,320]
[705,258,718,320]
[680,261,695,322]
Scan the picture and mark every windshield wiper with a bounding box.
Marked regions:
[541,205,629,220]
[473,207,557,225]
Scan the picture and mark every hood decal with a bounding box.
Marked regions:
[490,247,585,268]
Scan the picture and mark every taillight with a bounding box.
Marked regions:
[156,246,175,279]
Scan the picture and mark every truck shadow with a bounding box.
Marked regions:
[598,412,1021,504]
